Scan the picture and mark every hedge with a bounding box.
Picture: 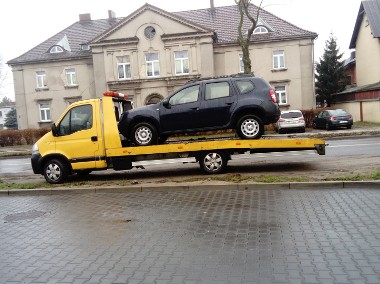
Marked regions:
[0,128,49,147]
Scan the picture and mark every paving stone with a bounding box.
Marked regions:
[0,188,380,283]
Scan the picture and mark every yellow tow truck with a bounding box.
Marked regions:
[31,93,326,184]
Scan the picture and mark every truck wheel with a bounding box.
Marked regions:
[199,151,228,174]
[43,159,68,184]
[236,115,263,139]
[132,122,157,146]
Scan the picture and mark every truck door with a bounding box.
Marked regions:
[54,103,100,170]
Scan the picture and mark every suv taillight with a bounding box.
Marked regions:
[269,89,277,103]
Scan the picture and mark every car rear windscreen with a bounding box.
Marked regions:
[281,112,303,119]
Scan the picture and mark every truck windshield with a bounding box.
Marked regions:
[58,104,93,135]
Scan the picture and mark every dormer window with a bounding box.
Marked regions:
[253,26,269,34]
[50,46,64,53]
[80,44,90,51]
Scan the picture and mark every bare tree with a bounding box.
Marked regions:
[235,0,263,74]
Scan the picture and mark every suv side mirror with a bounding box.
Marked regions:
[162,99,171,109]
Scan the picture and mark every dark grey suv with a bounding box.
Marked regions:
[118,75,280,146]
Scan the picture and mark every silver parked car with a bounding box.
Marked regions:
[276,110,306,134]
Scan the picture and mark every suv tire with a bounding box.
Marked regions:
[132,122,157,146]
[236,115,263,139]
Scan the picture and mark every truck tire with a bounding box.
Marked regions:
[236,115,263,139]
[43,159,68,184]
[199,151,228,174]
[132,122,158,146]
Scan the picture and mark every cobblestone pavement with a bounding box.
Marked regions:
[1,187,380,284]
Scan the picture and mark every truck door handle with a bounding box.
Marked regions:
[91,136,98,142]
[191,107,200,111]
[226,102,233,105]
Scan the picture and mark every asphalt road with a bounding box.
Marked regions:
[1,187,380,284]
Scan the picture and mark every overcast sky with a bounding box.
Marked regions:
[0,0,362,100]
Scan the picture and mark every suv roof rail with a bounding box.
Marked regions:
[185,73,254,84]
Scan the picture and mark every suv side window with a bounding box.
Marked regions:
[205,82,230,100]
[169,85,199,106]
[236,80,255,95]
[58,104,93,135]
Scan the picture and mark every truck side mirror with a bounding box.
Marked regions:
[51,123,58,137]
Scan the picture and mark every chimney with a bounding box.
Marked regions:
[108,10,116,19]
[210,0,214,9]
[79,13,91,22]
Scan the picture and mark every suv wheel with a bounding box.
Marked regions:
[132,122,157,146]
[236,115,263,139]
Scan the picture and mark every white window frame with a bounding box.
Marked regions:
[273,50,285,69]
[65,68,77,86]
[239,54,244,73]
[146,53,160,77]
[50,46,63,53]
[36,71,47,89]
[117,56,131,80]
[39,103,51,122]
[253,26,268,34]
[174,51,189,75]
[275,85,287,105]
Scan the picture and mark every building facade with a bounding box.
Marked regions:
[8,3,318,129]
[334,0,380,122]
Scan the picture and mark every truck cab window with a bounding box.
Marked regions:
[58,104,93,135]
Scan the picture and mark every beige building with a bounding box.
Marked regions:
[334,0,380,122]
[8,3,318,129]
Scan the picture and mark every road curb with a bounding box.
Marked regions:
[1,181,379,196]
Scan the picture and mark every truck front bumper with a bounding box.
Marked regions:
[31,153,43,174]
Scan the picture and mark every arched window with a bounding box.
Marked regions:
[50,46,64,53]
[253,26,268,34]
[145,93,164,105]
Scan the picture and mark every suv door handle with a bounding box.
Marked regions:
[226,102,233,105]
[191,107,200,111]
[91,136,98,142]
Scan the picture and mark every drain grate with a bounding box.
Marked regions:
[4,210,46,222]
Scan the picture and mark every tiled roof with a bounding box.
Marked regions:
[7,18,121,65]
[350,0,380,48]
[336,81,380,95]
[173,4,317,44]
[8,4,317,65]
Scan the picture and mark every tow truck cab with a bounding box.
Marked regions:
[31,93,132,182]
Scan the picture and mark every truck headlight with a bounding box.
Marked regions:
[32,143,39,155]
